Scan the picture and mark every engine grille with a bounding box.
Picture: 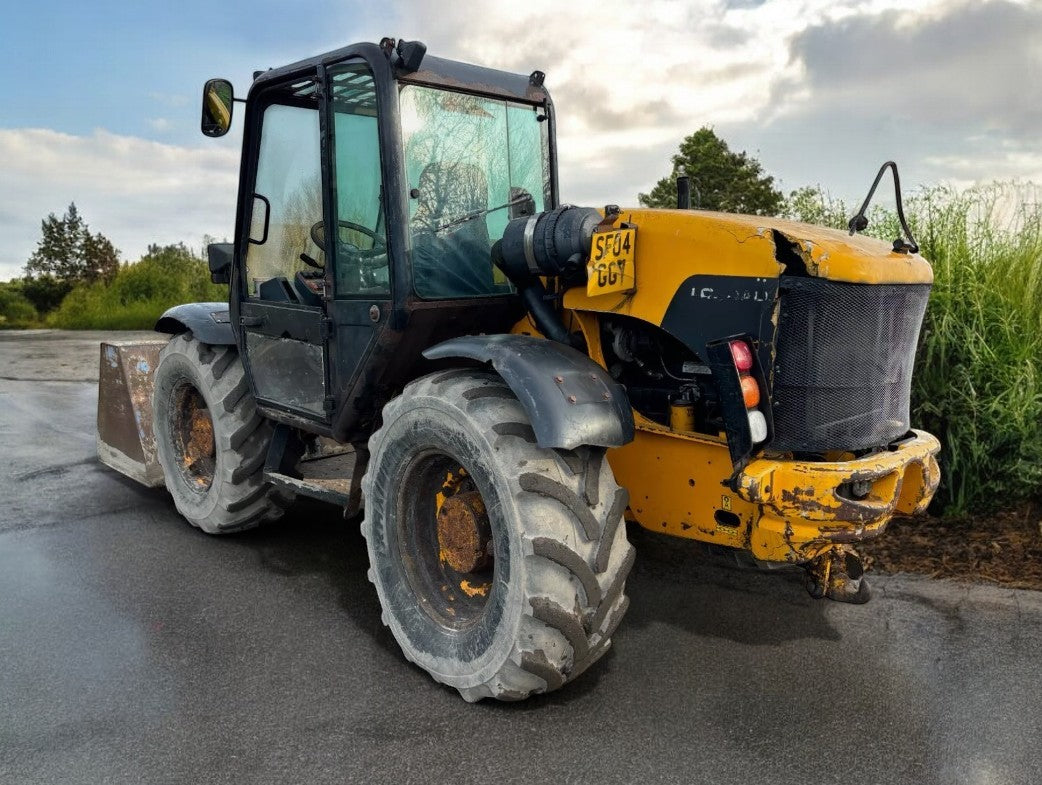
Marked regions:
[770,277,931,453]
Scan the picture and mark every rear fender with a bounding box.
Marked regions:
[423,334,634,451]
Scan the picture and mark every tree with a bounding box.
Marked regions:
[23,203,120,290]
[780,185,850,229]
[81,230,120,283]
[638,127,783,216]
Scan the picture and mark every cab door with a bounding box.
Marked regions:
[238,61,392,430]
[239,75,332,422]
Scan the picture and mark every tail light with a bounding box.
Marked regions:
[729,339,767,445]
[707,336,774,468]
[740,375,760,408]
[747,410,768,443]
[730,340,754,372]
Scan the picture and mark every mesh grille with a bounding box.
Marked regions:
[770,278,931,453]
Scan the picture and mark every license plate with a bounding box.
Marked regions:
[587,228,636,297]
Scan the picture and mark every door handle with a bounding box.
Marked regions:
[240,315,264,327]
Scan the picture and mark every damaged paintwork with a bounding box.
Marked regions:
[737,430,941,563]
[763,219,933,284]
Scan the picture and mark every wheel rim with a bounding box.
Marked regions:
[171,381,216,492]
[396,452,496,630]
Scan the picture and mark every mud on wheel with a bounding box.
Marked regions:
[362,369,635,702]
[153,333,292,534]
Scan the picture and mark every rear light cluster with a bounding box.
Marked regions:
[729,339,768,444]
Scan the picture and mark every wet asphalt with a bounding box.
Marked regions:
[1,331,1041,785]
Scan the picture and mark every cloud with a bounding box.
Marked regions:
[729,0,1042,200]
[924,139,1042,184]
[778,0,1042,133]
[383,0,958,205]
[0,128,240,280]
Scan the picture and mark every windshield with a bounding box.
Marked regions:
[400,85,551,299]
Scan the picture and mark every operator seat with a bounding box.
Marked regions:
[410,162,494,297]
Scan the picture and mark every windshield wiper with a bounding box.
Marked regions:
[434,195,533,234]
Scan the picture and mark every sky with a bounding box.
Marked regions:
[1,0,1040,280]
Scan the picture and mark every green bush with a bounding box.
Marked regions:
[48,244,226,330]
[0,282,40,328]
[19,275,73,315]
[784,183,1042,515]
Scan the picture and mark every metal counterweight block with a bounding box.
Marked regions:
[96,340,168,488]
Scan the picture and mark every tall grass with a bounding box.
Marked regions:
[49,244,225,330]
[786,183,1042,514]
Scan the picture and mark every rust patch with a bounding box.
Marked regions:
[437,491,492,574]
[779,482,891,525]
[805,547,869,603]
[173,383,216,490]
[779,485,836,517]
[184,407,214,473]
[459,579,490,598]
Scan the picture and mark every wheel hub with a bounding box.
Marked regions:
[173,383,216,490]
[437,491,492,574]
[185,407,215,470]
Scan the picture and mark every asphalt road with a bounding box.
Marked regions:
[2,330,1041,785]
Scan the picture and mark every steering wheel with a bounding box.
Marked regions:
[310,220,386,260]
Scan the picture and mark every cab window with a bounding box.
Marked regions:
[245,86,324,303]
[330,64,389,297]
[399,85,549,299]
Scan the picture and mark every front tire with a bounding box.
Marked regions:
[152,333,292,534]
[362,370,635,702]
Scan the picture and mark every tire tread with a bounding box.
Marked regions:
[153,333,292,534]
[362,369,634,702]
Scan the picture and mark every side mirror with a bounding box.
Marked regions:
[207,243,233,284]
[201,79,234,137]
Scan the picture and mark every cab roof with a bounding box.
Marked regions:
[251,41,550,105]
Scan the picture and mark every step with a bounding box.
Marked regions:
[265,471,353,506]
[264,449,360,508]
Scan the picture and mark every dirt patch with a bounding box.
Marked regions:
[862,502,1042,591]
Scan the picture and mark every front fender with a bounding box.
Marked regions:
[155,302,234,346]
[423,334,634,450]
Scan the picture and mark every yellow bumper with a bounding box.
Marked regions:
[736,430,941,563]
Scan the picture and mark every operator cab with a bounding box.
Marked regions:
[201,39,556,437]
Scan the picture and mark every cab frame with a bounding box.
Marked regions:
[227,42,560,441]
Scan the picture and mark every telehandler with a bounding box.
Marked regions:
[97,38,940,702]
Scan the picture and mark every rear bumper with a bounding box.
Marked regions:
[735,430,941,562]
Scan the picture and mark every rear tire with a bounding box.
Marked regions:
[153,333,292,534]
[362,370,635,702]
